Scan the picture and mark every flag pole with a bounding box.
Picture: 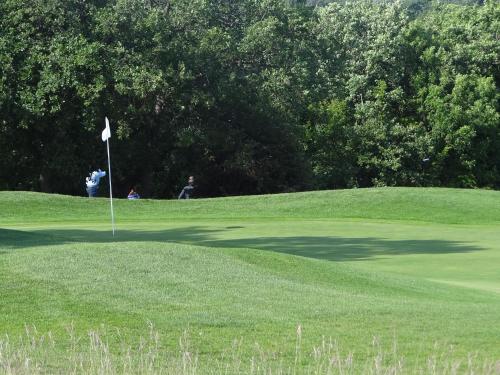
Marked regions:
[106,138,115,236]
[103,117,115,236]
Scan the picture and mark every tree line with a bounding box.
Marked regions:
[0,0,498,197]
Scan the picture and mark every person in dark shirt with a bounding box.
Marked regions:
[178,176,195,199]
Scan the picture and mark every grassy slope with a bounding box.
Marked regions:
[1,188,500,371]
[2,187,500,224]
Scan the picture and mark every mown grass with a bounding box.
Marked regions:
[1,188,499,373]
[2,187,500,224]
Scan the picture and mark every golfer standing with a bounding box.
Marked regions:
[178,176,195,199]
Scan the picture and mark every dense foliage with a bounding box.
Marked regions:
[0,0,498,197]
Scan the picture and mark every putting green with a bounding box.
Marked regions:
[9,219,500,293]
[1,188,499,372]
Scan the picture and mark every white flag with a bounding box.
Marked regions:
[102,117,111,142]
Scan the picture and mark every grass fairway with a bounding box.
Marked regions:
[1,188,500,373]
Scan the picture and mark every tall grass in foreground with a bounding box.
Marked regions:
[1,325,499,375]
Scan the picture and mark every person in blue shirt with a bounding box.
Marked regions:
[178,176,195,199]
[85,169,106,197]
[127,187,140,200]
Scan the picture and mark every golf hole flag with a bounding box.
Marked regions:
[102,117,111,142]
[102,117,115,236]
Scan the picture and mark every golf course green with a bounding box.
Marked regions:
[1,188,499,373]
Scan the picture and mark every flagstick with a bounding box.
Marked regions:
[106,138,116,236]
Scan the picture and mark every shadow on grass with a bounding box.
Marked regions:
[0,226,484,262]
